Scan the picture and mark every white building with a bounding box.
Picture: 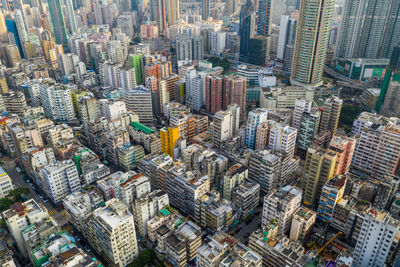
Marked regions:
[2,199,48,256]
[292,98,312,130]
[99,100,127,121]
[40,160,81,203]
[211,31,227,55]
[258,69,276,88]
[86,199,138,266]
[352,209,399,267]
[123,86,153,124]
[133,190,169,237]
[268,123,297,157]
[119,173,151,209]
[39,83,76,121]
[262,185,302,235]
[119,67,136,91]
[63,191,103,231]
[213,110,233,149]
[0,166,14,198]
[246,108,269,149]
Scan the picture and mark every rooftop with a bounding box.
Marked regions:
[130,121,155,134]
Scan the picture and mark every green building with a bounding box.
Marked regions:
[48,0,68,49]
[129,54,144,85]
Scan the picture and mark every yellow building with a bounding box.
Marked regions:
[302,146,337,207]
[160,126,179,158]
[0,77,9,94]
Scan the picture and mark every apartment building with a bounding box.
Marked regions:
[289,207,316,242]
[133,190,169,237]
[317,175,347,222]
[232,181,260,218]
[223,164,248,201]
[2,199,48,256]
[0,166,14,198]
[85,199,138,266]
[353,209,399,267]
[249,149,299,195]
[39,160,81,203]
[63,191,104,231]
[262,185,302,235]
[301,146,337,207]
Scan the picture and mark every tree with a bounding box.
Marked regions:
[207,56,231,72]
[133,36,141,44]
[0,198,15,212]
[128,249,157,267]
[339,104,361,133]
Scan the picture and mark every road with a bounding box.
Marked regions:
[2,157,54,211]
[2,156,104,263]
[234,208,263,244]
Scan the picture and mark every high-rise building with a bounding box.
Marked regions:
[296,109,321,156]
[176,34,204,61]
[202,0,210,20]
[262,185,302,235]
[123,86,153,124]
[85,199,138,266]
[336,0,398,59]
[225,0,238,15]
[380,1,400,58]
[134,190,169,237]
[48,0,68,48]
[268,123,297,157]
[352,209,399,267]
[289,207,316,242]
[165,0,179,26]
[317,175,346,223]
[205,74,224,113]
[40,160,81,203]
[356,0,392,59]
[277,15,297,61]
[292,99,312,130]
[319,96,343,135]
[40,83,76,121]
[351,113,400,178]
[301,146,337,207]
[378,45,400,116]
[249,149,299,195]
[328,135,356,175]
[239,0,255,57]
[160,126,179,158]
[150,0,167,33]
[245,108,269,149]
[64,0,77,34]
[2,199,48,256]
[291,0,335,86]
[225,75,247,121]
[0,166,14,198]
[335,0,369,59]
[119,68,136,91]
[232,181,260,218]
[128,54,144,85]
[257,0,272,37]
[213,110,233,150]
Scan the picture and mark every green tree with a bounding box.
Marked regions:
[0,198,15,212]
[128,249,157,267]
[339,104,361,133]
[207,56,231,72]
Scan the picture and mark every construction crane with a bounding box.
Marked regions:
[318,231,343,256]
